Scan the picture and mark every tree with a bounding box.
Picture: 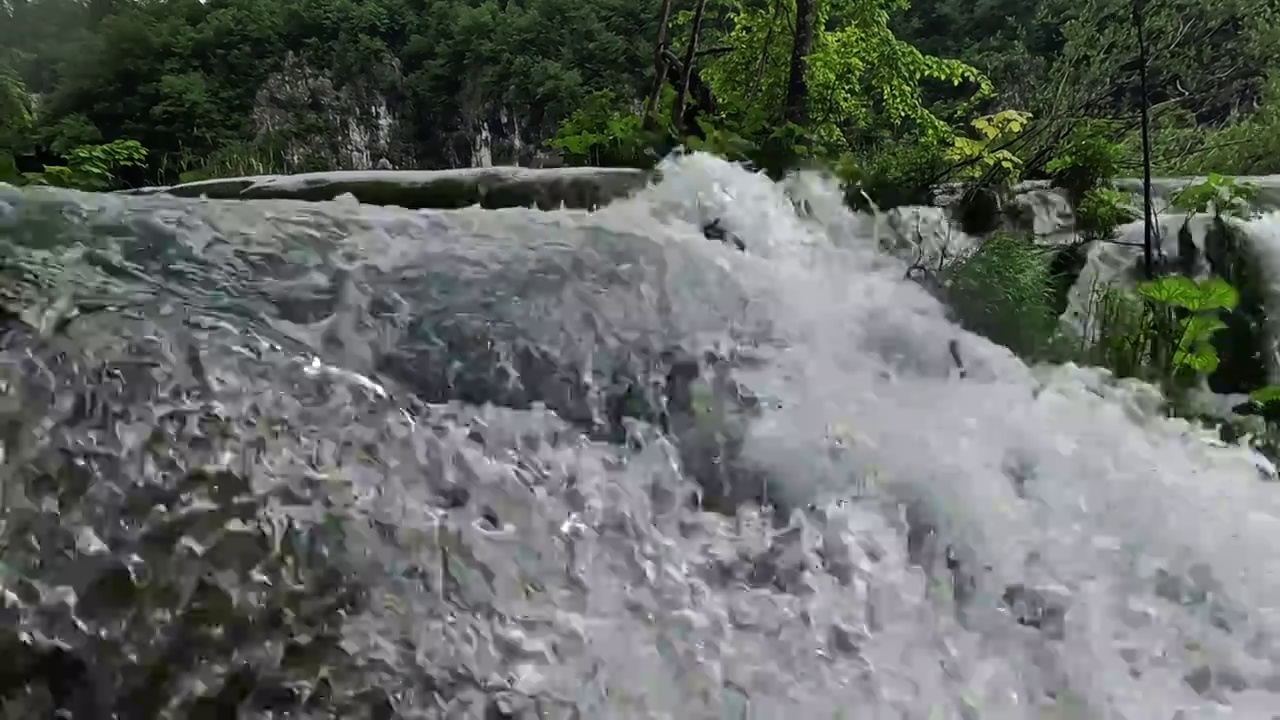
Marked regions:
[642,0,677,131]
[1011,0,1280,176]
[782,0,816,127]
[672,0,711,135]
[0,61,36,179]
[697,0,989,155]
[1132,0,1156,278]
[3,0,1277,185]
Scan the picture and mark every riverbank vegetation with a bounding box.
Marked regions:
[1,0,1277,190]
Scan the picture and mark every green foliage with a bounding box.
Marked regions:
[545,89,663,168]
[0,59,36,177]
[23,139,148,191]
[168,138,294,183]
[1168,174,1259,219]
[3,0,1275,192]
[896,0,1280,177]
[1136,276,1238,376]
[19,139,148,190]
[1078,270,1280,457]
[1077,283,1157,379]
[36,113,104,157]
[1074,186,1134,241]
[943,109,1031,183]
[837,132,953,209]
[1249,384,1280,406]
[1149,71,1280,176]
[0,152,18,184]
[3,113,148,194]
[698,0,991,157]
[1040,121,1133,241]
[685,119,826,178]
[1239,377,1280,466]
[1,0,1276,195]
[1044,121,1125,202]
[0,62,35,146]
[1077,274,1247,406]
[2,0,658,182]
[941,231,1061,359]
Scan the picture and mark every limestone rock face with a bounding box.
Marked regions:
[880,175,1280,272]
[251,53,569,171]
[251,53,415,172]
[875,181,1083,271]
[1006,185,1077,246]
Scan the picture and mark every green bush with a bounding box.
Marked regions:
[545,89,667,168]
[1074,186,1136,242]
[941,231,1062,360]
[1075,282,1159,380]
[13,139,147,191]
[842,136,952,210]
[1076,275,1245,404]
[1044,121,1125,204]
[1168,173,1258,218]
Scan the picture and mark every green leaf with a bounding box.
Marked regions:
[1136,276,1238,312]
[1191,277,1240,311]
[1249,385,1280,405]
[1136,275,1201,308]
[1178,314,1227,345]
[1173,344,1219,373]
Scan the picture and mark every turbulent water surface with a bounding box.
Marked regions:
[2,154,1280,719]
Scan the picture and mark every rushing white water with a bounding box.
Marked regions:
[4,154,1280,719]
[578,154,1280,718]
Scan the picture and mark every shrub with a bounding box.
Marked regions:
[1044,121,1125,204]
[941,231,1062,360]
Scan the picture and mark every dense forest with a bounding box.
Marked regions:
[1,0,1278,195]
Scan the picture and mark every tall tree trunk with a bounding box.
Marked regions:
[1133,0,1157,279]
[671,0,709,136]
[782,0,817,127]
[642,0,676,131]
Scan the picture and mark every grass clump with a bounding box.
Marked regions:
[941,231,1063,361]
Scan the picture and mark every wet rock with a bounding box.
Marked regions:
[952,186,1003,236]
[152,166,653,210]
[251,52,414,173]
[702,218,746,251]
[662,351,772,515]
[828,622,869,656]
[1182,663,1248,699]
[1006,186,1083,244]
[1002,583,1069,640]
